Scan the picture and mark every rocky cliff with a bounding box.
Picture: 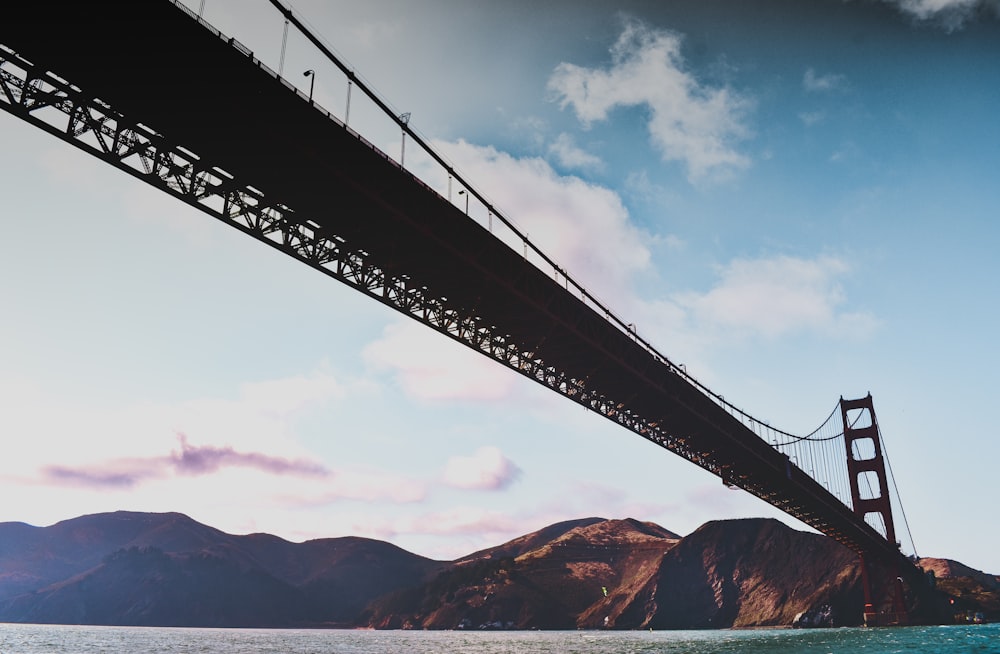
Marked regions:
[645,518,864,628]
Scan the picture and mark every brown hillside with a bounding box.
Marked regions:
[919,557,1000,621]
[364,518,678,630]
[646,518,864,629]
[919,558,999,588]
[456,517,607,564]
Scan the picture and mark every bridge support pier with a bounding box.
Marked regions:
[859,554,908,627]
[840,394,908,627]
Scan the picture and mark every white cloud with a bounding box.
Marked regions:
[830,141,862,163]
[293,467,428,504]
[351,20,403,49]
[362,320,522,402]
[548,132,603,171]
[675,255,880,340]
[442,446,521,490]
[547,17,752,183]
[237,372,345,418]
[803,68,846,93]
[623,169,686,217]
[435,139,651,308]
[881,0,1000,29]
[799,111,826,126]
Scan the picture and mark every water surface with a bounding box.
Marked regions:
[1,623,996,653]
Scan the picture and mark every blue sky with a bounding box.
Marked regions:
[1,0,999,572]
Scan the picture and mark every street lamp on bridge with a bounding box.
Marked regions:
[399,112,411,166]
[303,69,315,103]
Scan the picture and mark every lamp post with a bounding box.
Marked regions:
[458,189,468,214]
[303,69,315,103]
[345,75,353,124]
[399,112,411,166]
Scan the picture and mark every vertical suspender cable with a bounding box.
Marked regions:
[880,431,918,556]
[279,18,289,76]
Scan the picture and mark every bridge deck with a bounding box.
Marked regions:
[2,1,906,565]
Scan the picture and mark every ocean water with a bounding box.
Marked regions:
[0,623,997,654]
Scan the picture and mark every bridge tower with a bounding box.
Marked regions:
[840,394,908,626]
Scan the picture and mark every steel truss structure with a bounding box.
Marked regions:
[0,43,716,476]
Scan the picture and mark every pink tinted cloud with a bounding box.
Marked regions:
[40,433,329,488]
[280,468,428,505]
[42,466,147,489]
[402,507,532,539]
[363,321,522,403]
[171,434,328,477]
[442,446,521,491]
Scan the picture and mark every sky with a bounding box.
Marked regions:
[1,0,999,572]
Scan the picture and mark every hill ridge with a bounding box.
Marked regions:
[0,510,992,628]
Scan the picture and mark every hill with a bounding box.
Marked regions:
[0,511,444,626]
[646,518,864,628]
[0,511,989,628]
[364,517,681,629]
[362,517,870,629]
[919,557,1000,622]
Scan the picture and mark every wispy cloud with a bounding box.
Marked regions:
[675,255,880,340]
[236,373,345,418]
[400,507,533,541]
[880,0,1000,30]
[799,111,826,126]
[285,467,428,505]
[41,433,330,489]
[171,434,329,477]
[351,20,403,49]
[547,17,752,183]
[442,446,521,491]
[433,139,651,308]
[803,68,847,93]
[363,320,522,402]
[548,133,603,171]
[42,466,149,489]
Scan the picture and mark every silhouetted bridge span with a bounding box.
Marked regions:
[1,1,925,624]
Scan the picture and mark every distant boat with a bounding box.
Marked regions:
[959,611,987,624]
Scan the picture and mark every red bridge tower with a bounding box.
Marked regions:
[840,394,908,626]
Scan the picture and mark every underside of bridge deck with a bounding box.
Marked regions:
[1,1,913,570]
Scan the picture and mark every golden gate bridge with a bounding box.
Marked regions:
[0,0,930,625]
